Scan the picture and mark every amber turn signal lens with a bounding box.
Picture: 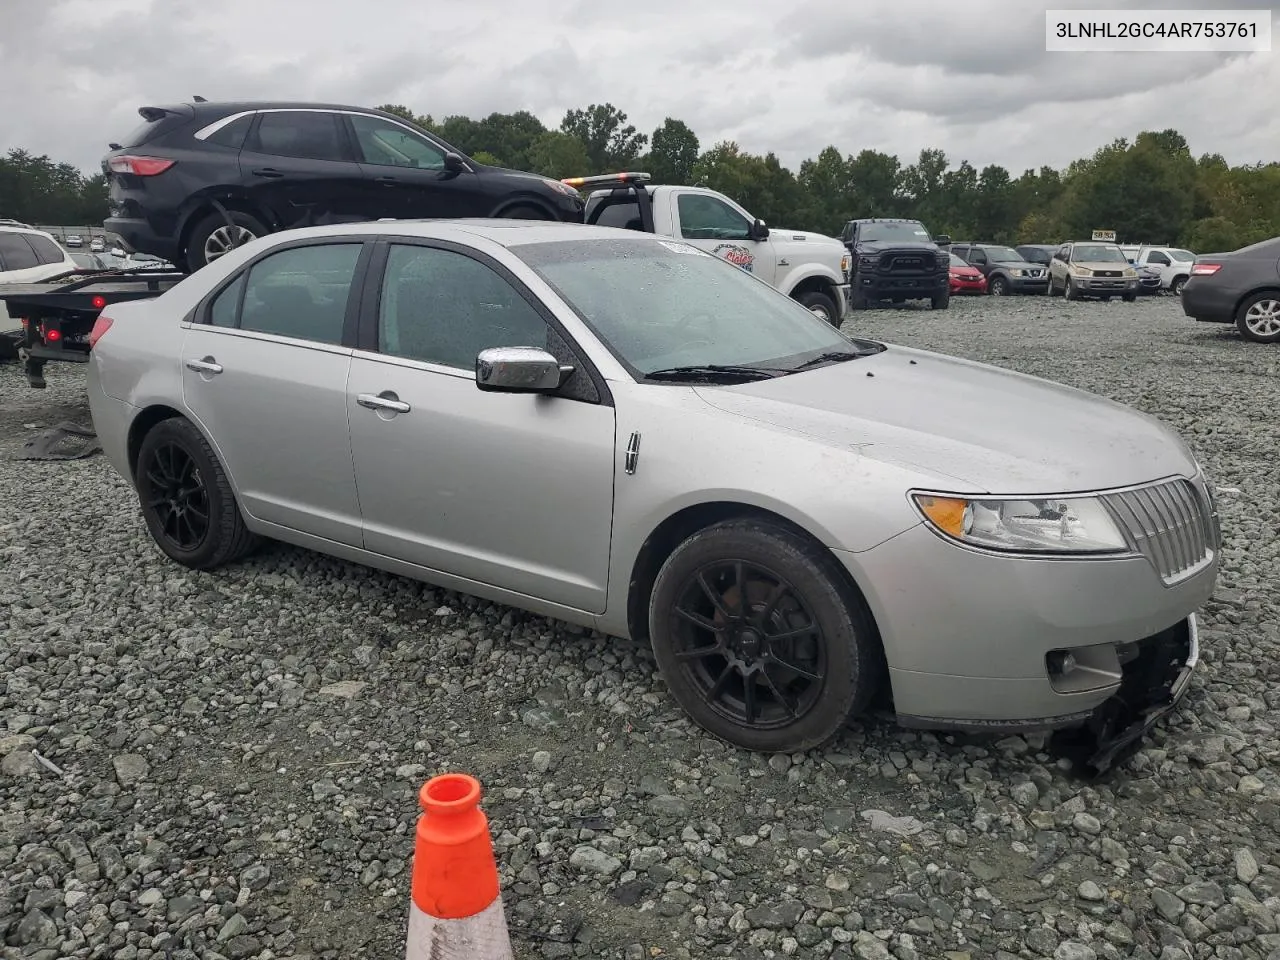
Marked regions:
[914,495,968,537]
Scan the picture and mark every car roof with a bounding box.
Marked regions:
[251,218,668,249]
[0,225,59,240]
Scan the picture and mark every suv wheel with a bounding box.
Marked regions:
[1065,276,1082,301]
[988,275,1009,296]
[187,210,266,271]
[1171,276,1188,296]
[500,204,554,221]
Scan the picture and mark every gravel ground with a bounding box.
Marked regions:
[2,292,1278,960]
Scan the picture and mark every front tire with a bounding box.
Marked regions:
[988,275,1009,296]
[931,291,950,309]
[186,210,266,272]
[1065,276,1081,301]
[1236,292,1280,343]
[1171,275,1188,296]
[135,417,259,569]
[795,290,840,326]
[648,519,881,752]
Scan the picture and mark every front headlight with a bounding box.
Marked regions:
[1010,269,1024,277]
[840,253,851,277]
[1070,266,1092,277]
[912,493,1130,554]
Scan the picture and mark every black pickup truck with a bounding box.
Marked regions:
[0,268,185,387]
[839,218,951,310]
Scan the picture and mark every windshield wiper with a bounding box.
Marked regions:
[793,349,874,370]
[644,364,788,382]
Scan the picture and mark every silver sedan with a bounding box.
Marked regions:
[87,220,1221,768]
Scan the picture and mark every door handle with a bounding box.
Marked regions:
[251,167,285,178]
[374,176,398,184]
[357,392,410,414]
[185,357,223,374]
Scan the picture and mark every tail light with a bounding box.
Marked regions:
[45,327,62,343]
[1191,263,1221,276]
[108,155,175,176]
[89,315,115,348]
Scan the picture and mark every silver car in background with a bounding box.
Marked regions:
[86,220,1221,770]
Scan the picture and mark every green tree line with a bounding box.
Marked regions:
[5,104,1277,252]
[0,150,109,226]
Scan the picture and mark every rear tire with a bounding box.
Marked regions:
[186,210,266,272]
[795,290,840,326]
[648,519,882,753]
[1171,275,1188,296]
[135,417,259,570]
[1235,292,1280,343]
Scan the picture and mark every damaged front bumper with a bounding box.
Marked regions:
[1056,614,1200,776]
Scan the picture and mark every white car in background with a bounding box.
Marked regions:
[1,225,79,336]
[1120,245,1196,294]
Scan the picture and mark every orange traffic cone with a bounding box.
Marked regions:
[405,773,515,960]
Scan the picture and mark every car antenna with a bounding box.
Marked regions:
[193,94,207,102]
[108,142,122,150]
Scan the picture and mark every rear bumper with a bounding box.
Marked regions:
[104,217,180,263]
[1180,280,1236,323]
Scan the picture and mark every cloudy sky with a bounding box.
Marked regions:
[2,0,1276,177]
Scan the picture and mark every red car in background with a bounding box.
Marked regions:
[949,253,987,295]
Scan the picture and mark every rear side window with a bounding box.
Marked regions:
[205,114,253,150]
[209,274,246,328]
[251,112,349,162]
[26,234,66,265]
[0,233,40,271]
[236,243,362,343]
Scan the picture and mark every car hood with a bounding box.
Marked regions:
[694,345,1196,493]
[1072,260,1133,271]
[992,259,1040,270]
[770,228,843,247]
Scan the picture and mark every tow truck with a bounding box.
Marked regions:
[563,172,852,326]
[1,267,185,388]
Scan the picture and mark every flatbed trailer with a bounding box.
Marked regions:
[0,268,185,387]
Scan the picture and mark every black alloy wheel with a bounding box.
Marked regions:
[670,559,827,730]
[142,441,210,552]
[649,518,881,752]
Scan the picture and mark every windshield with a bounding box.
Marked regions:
[948,253,969,268]
[1072,244,1127,263]
[983,246,1024,262]
[858,221,932,243]
[512,238,880,377]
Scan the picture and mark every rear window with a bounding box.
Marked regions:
[117,107,193,148]
[588,199,643,230]
[205,113,253,149]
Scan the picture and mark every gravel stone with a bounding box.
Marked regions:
[3,296,1279,958]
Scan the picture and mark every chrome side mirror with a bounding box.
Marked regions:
[475,346,570,393]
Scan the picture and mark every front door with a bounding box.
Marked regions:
[671,190,778,287]
[239,110,367,229]
[347,241,616,613]
[180,239,367,546]
[344,113,486,220]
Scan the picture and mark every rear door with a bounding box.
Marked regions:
[179,237,370,546]
[239,110,368,230]
[667,190,778,286]
[0,232,66,283]
[342,112,486,219]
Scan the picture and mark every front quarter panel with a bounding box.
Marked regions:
[599,381,926,636]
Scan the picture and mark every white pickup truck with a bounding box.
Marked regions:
[566,173,852,326]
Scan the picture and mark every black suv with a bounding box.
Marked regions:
[839,218,950,310]
[103,101,587,272]
[950,243,1049,295]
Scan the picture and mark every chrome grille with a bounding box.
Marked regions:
[1101,479,1216,583]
